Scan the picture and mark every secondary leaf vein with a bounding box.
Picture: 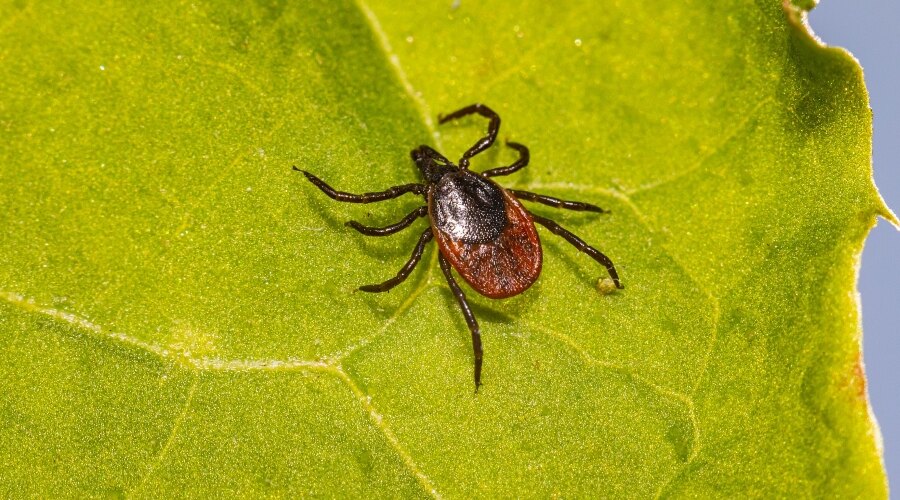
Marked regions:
[332,366,442,498]
[355,0,437,141]
[625,94,775,196]
[131,374,200,494]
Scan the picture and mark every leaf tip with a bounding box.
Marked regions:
[879,206,900,229]
[870,186,900,227]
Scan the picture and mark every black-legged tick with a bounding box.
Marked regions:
[295,103,623,391]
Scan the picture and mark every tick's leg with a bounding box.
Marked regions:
[531,214,623,289]
[346,206,428,236]
[358,228,433,292]
[483,141,529,178]
[509,190,607,213]
[437,103,500,169]
[438,254,483,392]
[411,145,451,165]
[295,167,424,203]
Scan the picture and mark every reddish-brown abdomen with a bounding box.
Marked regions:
[432,190,542,299]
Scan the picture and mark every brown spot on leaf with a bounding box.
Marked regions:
[848,352,867,401]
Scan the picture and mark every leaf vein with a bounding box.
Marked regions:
[528,323,695,408]
[331,249,437,362]
[130,374,200,494]
[332,366,442,498]
[2,291,440,496]
[355,0,437,141]
[0,291,331,371]
[508,184,717,475]
[625,94,775,196]
[513,182,721,395]
[476,6,606,97]
[171,115,290,239]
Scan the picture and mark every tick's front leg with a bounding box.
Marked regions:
[437,103,501,169]
[295,167,424,203]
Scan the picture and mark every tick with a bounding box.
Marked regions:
[295,103,622,391]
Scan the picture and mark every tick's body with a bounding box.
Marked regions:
[429,171,542,299]
[296,104,622,390]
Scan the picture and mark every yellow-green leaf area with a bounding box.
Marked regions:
[0,0,889,497]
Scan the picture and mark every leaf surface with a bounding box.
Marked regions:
[0,0,889,496]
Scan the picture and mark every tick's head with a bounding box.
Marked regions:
[411,145,456,184]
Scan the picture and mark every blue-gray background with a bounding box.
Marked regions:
[809,1,899,490]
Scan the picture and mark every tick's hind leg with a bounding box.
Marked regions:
[358,228,433,292]
[295,167,424,203]
[483,141,529,178]
[437,103,500,169]
[510,189,607,213]
[531,214,623,289]
[346,206,428,236]
[438,254,483,392]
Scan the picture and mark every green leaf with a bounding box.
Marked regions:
[0,0,890,496]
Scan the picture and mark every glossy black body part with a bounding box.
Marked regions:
[296,104,623,391]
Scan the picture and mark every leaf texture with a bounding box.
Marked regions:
[0,0,888,496]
